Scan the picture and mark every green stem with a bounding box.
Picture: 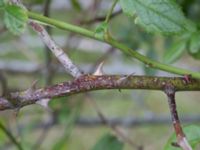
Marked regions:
[105,0,119,23]
[107,37,200,78]
[27,11,98,40]
[27,11,200,78]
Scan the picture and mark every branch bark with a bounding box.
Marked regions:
[1,75,200,111]
[29,21,82,78]
[164,84,192,150]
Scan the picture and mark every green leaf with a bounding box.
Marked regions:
[119,0,195,34]
[188,32,200,59]
[164,125,200,150]
[4,5,28,35]
[91,133,124,150]
[164,40,187,64]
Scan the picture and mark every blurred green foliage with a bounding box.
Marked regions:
[91,133,124,150]
[164,125,200,150]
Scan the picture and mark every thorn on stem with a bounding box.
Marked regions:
[25,79,38,95]
[93,61,105,75]
[117,73,135,84]
[183,74,191,84]
[36,98,51,110]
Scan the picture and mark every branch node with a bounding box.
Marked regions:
[164,83,175,96]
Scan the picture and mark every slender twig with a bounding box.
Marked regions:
[0,122,23,150]
[164,84,192,150]
[43,0,53,85]
[76,115,200,127]
[105,0,119,23]
[29,21,82,78]
[0,75,200,111]
[80,9,122,24]
[29,114,200,128]
[85,94,142,149]
[31,123,51,150]
[27,11,200,79]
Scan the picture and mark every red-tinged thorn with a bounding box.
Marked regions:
[183,74,191,84]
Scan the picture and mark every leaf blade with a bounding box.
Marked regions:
[188,32,200,59]
[4,5,28,35]
[119,0,195,34]
[164,41,186,64]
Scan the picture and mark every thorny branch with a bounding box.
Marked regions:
[0,74,200,111]
[164,84,192,150]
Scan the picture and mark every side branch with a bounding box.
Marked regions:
[1,75,200,111]
[29,21,82,78]
[164,84,192,150]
